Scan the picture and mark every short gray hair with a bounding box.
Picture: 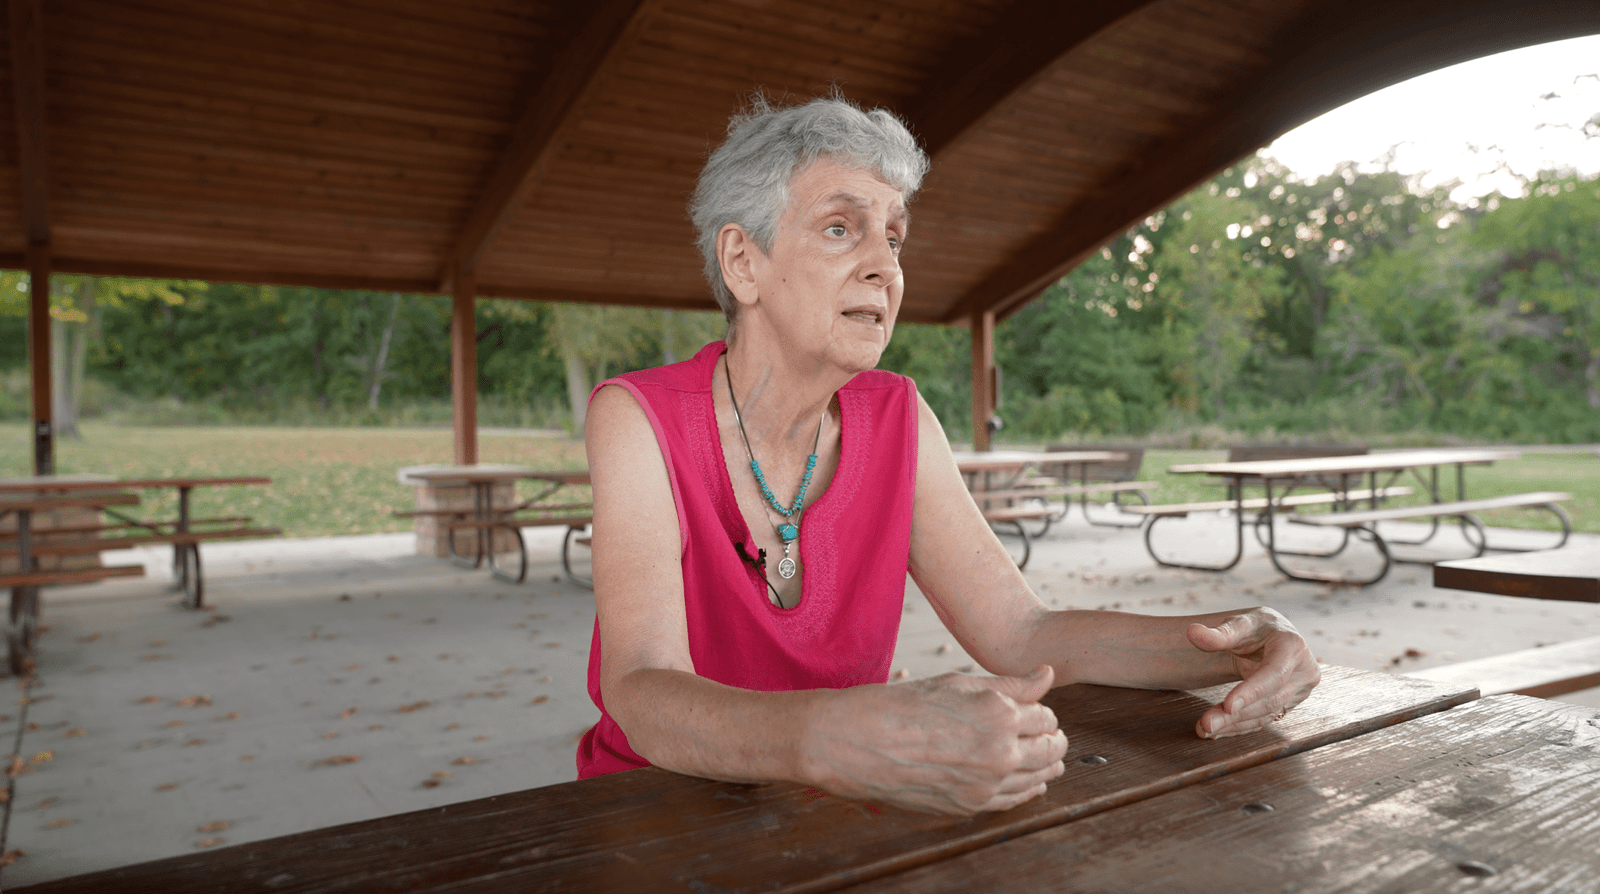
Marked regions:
[689,95,930,323]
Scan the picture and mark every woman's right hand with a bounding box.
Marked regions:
[798,664,1068,815]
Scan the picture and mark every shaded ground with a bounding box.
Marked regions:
[1,517,1596,887]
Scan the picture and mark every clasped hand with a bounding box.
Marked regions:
[800,665,1067,816]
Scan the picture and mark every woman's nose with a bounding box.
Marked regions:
[859,235,900,285]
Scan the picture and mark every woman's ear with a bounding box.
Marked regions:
[716,224,762,308]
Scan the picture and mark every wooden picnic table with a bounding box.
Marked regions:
[17,665,1478,893]
[0,474,277,673]
[396,466,593,586]
[852,694,1600,893]
[952,451,1134,568]
[1155,448,1570,586]
[1432,545,1600,603]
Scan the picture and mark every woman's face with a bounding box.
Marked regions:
[744,158,907,375]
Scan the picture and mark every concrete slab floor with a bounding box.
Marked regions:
[0,517,1595,887]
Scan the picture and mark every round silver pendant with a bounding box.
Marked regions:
[777,557,797,579]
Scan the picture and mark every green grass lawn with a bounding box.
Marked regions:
[0,423,589,538]
[1,426,1593,538]
[1142,449,1600,535]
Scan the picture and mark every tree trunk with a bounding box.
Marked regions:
[662,309,676,365]
[368,293,401,411]
[50,280,93,440]
[563,349,591,434]
[1585,349,1599,409]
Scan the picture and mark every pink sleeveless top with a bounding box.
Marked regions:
[577,341,919,777]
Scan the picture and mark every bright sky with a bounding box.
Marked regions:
[1264,33,1600,203]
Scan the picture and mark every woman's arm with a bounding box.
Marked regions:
[587,383,1068,813]
[906,395,1320,737]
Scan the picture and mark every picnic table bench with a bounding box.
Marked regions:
[0,475,278,674]
[395,466,593,587]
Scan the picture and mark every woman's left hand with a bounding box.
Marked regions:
[1184,608,1321,738]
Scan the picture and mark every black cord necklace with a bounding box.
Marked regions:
[726,359,825,604]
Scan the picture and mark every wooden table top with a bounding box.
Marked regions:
[852,694,1599,893]
[1169,447,1519,479]
[1434,545,1600,603]
[19,667,1473,894]
[954,450,1126,473]
[0,475,269,492]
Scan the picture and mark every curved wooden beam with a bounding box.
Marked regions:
[441,0,661,289]
[944,0,1600,324]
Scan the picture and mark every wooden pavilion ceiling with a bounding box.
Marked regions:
[5,0,1599,324]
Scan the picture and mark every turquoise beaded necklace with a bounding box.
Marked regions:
[726,360,825,583]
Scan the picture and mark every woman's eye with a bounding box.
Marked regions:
[826,224,848,237]
[887,236,902,252]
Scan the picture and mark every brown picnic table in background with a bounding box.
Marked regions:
[395,466,593,587]
[0,475,278,674]
[1150,448,1571,586]
[16,666,1477,893]
[953,450,1131,568]
[1415,544,1600,700]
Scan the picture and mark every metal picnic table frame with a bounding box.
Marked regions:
[1160,448,1564,584]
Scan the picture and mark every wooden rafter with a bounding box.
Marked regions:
[905,0,1160,159]
[9,0,50,246]
[441,0,660,289]
[945,0,1600,324]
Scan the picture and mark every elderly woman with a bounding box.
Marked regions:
[578,96,1320,814]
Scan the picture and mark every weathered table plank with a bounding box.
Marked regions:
[15,667,1474,894]
[852,695,1600,893]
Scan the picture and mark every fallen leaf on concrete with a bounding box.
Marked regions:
[893,668,910,679]
[500,667,517,676]
[45,819,72,829]
[239,755,255,762]
[366,724,384,731]
[396,701,432,713]
[343,664,360,672]
[149,640,165,648]
[340,707,358,719]
[198,820,230,833]
[437,653,451,660]
[156,783,179,791]
[539,676,552,683]
[76,633,101,643]
[199,615,231,628]
[62,728,86,738]
[431,770,451,779]
[29,751,52,765]
[450,756,478,766]
[420,779,443,789]
[0,849,23,865]
[445,723,459,731]
[310,755,361,768]
[183,738,206,747]
[530,695,549,705]
[0,790,8,803]
[1405,648,1425,658]
[321,732,340,740]
[136,695,160,704]
[140,654,173,662]
[162,720,186,729]
[196,838,226,848]
[215,712,240,721]
[292,657,308,664]
[386,655,400,663]
[542,642,562,649]
[935,643,952,655]
[36,798,54,809]
[177,695,213,708]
